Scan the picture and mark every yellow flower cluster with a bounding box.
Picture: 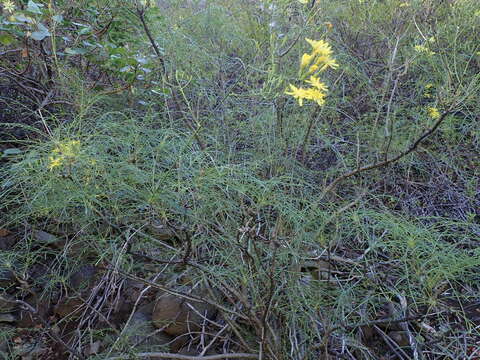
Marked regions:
[414,44,435,56]
[427,107,440,120]
[285,38,338,106]
[48,140,81,170]
[423,83,434,98]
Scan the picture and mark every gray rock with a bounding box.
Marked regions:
[124,307,173,349]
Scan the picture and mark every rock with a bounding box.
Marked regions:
[54,297,84,319]
[17,297,50,328]
[389,331,410,347]
[0,235,16,251]
[125,307,173,349]
[0,267,15,288]
[33,230,60,245]
[0,295,16,313]
[152,288,217,336]
[0,314,16,323]
[148,220,175,240]
[69,265,97,291]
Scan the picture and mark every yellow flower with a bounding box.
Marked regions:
[2,0,15,13]
[414,44,435,56]
[304,88,327,106]
[48,140,81,170]
[305,76,328,92]
[325,22,333,30]
[285,84,309,106]
[316,55,339,71]
[427,107,440,119]
[54,140,81,157]
[48,156,63,170]
[423,83,434,98]
[305,38,333,57]
[308,63,319,74]
[300,53,314,70]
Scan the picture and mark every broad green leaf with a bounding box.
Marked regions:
[65,47,88,55]
[52,15,64,23]
[30,23,50,41]
[119,65,133,73]
[78,26,92,35]
[14,14,35,24]
[27,0,44,14]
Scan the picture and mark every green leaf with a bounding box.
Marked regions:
[31,23,50,41]
[0,33,15,46]
[119,65,132,73]
[14,14,35,24]
[52,15,64,23]
[78,26,92,35]
[65,47,88,55]
[26,0,44,14]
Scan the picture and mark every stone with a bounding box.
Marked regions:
[0,268,15,288]
[389,331,410,347]
[33,230,60,245]
[148,220,175,240]
[152,288,217,336]
[54,297,84,319]
[125,307,173,348]
[0,295,16,313]
[17,297,50,328]
[0,235,16,251]
[69,265,97,291]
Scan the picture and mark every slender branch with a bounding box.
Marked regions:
[136,5,166,75]
[321,111,451,197]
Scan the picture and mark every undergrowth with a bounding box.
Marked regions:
[1,0,479,359]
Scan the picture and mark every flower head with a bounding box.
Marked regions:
[303,88,327,106]
[414,44,435,56]
[305,76,328,92]
[286,38,337,107]
[315,55,339,72]
[305,38,333,57]
[285,84,309,106]
[48,156,63,170]
[2,0,15,13]
[48,140,81,170]
[427,107,440,119]
[300,53,314,70]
